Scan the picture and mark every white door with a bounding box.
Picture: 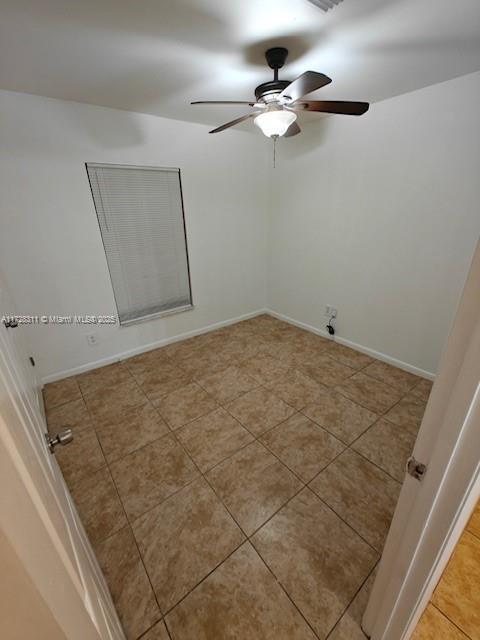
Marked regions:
[363,239,480,639]
[0,284,125,640]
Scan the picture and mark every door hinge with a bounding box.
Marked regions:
[407,456,427,481]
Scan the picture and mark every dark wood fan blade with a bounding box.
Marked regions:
[294,100,370,115]
[209,112,260,134]
[279,71,332,102]
[284,121,301,137]
[192,100,257,106]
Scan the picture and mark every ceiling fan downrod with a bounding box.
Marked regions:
[254,48,291,102]
[265,47,288,81]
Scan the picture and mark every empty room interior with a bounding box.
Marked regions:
[1,1,480,639]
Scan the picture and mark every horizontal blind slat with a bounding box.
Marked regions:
[86,164,191,324]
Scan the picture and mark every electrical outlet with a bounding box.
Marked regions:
[86,334,98,346]
[325,305,337,318]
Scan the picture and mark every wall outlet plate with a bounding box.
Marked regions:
[325,305,337,318]
[86,334,98,346]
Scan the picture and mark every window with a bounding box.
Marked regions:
[86,163,192,325]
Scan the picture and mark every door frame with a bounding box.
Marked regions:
[0,380,107,640]
[0,281,124,640]
[403,469,480,638]
[363,239,480,639]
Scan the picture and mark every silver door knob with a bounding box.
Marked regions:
[45,427,73,453]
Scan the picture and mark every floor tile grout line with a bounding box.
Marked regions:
[305,486,381,555]
[336,373,427,421]
[94,471,201,548]
[306,430,404,490]
[249,540,323,640]
[44,332,325,610]
[344,388,423,485]
[76,378,166,631]
[299,410,376,448]
[193,376,261,410]
[49,360,418,463]
[324,560,379,640]
[156,400,287,545]
[163,396,382,622]
[191,406,310,535]
[51,330,414,517]
[96,366,290,528]
[62,439,360,633]
[162,617,175,640]
[185,391,304,480]
[348,442,407,485]
[429,601,471,638]
[304,440,353,487]
[72,334,323,421]
[76,352,398,552]
[103,464,165,625]
[44,319,429,409]
[242,483,307,540]
[123,382,334,625]
[137,619,172,640]
[262,410,403,552]
[159,538,247,619]
[46,318,431,638]
[296,376,425,486]
[128,401,266,619]
[92,412,174,468]
[97,396,395,556]
[92,448,164,625]
[78,365,193,471]
[103,392,307,539]
[153,367,305,477]
[110,419,200,525]
[304,412,392,485]
[257,423,334,484]
[78,346,296,468]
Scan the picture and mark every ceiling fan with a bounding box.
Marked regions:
[192,47,369,138]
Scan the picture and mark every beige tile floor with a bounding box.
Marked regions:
[44,314,432,640]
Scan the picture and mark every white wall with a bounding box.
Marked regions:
[0,90,268,379]
[1,72,479,381]
[268,71,480,376]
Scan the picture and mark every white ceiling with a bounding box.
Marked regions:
[1,0,479,128]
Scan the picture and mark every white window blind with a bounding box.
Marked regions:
[86,163,192,325]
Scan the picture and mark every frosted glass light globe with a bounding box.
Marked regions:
[254,109,297,137]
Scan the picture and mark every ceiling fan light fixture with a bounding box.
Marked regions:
[254,108,297,138]
[194,47,369,136]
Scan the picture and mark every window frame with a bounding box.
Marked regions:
[85,162,194,327]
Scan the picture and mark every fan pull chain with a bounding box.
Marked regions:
[273,135,277,168]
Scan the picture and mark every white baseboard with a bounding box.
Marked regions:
[41,308,268,384]
[42,306,435,384]
[266,308,435,380]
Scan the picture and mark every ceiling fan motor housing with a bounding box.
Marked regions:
[255,47,291,102]
[255,80,290,102]
[265,47,288,70]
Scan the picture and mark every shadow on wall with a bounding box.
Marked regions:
[60,55,210,145]
[61,99,147,148]
[274,117,332,161]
